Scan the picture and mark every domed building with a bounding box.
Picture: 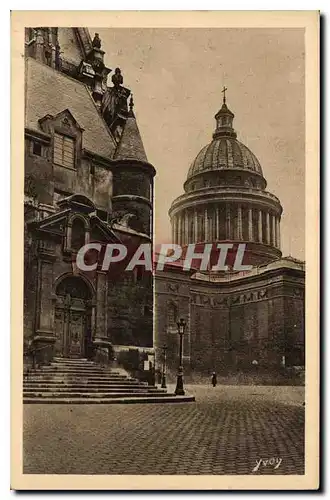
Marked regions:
[169,94,282,266]
[155,92,305,379]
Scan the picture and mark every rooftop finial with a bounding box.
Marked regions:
[222,85,228,104]
[129,94,134,112]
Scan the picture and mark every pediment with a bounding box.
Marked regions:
[29,208,120,244]
[39,109,84,136]
[57,194,95,214]
[89,215,121,243]
[29,209,70,236]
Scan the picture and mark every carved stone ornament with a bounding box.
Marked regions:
[168,283,180,293]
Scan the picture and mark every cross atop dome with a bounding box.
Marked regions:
[222,85,228,104]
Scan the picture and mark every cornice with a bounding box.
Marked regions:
[169,187,282,216]
[183,167,267,191]
[25,127,51,144]
[112,194,152,208]
[112,158,156,178]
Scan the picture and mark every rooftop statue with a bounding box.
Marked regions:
[112,67,124,88]
[92,33,101,49]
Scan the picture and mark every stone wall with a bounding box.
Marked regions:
[25,136,113,216]
[154,264,305,376]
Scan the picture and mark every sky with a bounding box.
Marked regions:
[92,28,305,260]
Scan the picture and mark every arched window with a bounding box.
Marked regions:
[71,218,86,251]
[56,276,92,300]
[167,303,177,328]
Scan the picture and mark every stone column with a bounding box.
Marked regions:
[226,205,231,240]
[177,213,182,246]
[35,257,55,336]
[237,205,243,240]
[204,207,208,242]
[95,271,107,342]
[258,210,263,243]
[172,216,177,244]
[65,225,72,252]
[194,209,198,242]
[272,214,276,246]
[90,304,96,339]
[276,217,281,249]
[185,211,189,245]
[266,211,270,244]
[248,208,253,241]
[216,206,220,241]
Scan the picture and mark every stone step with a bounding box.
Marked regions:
[51,364,121,373]
[24,376,137,383]
[23,385,159,392]
[51,362,93,365]
[52,358,111,365]
[25,375,130,382]
[23,395,196,404]
[22,357,195,405]
[28,371,125,378]
[53,357,92,362]
[32,367,119,374]
[23,373,144,384]
[23,391,173,399]
[25,370,129,377]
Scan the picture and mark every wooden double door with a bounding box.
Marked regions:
[54,277,93,359]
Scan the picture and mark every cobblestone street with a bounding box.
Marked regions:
[23,385,305,475]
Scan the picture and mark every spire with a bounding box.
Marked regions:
[114,98,148,162]
[213,87,237,139]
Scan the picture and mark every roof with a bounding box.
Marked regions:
[25,57,116,158]
[114,111,148,162]
[187,137,263,179]
[215,102,235,118]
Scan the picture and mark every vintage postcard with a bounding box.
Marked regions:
[11,10,319,490]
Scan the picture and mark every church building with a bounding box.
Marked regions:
[154,91,305,377]
[24,28,155,364]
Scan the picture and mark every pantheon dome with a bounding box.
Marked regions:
[169,92,283,266]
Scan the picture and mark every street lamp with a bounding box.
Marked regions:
[175,318,186,395]
[161,344,167,389]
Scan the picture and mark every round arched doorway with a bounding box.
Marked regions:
[54,276,94,358]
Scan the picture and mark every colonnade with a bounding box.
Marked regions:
[171,204,281,249]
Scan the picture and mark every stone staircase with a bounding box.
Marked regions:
[23,357,195,404]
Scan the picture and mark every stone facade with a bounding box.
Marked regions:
[24,28,155,363]
[155,94,305,376]
[24,28,305,377]
[155,259,305,375]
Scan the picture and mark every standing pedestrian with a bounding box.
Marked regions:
[211,371,217,387]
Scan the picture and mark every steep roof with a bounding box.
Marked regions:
[25,57,116,158]
[114,110,148,162]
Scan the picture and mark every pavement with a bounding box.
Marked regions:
[23,384,305,475]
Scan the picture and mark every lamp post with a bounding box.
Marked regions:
[175,318,186,395]
[161,344,167,389]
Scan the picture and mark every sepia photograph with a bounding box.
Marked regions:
[11,10,319,490]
